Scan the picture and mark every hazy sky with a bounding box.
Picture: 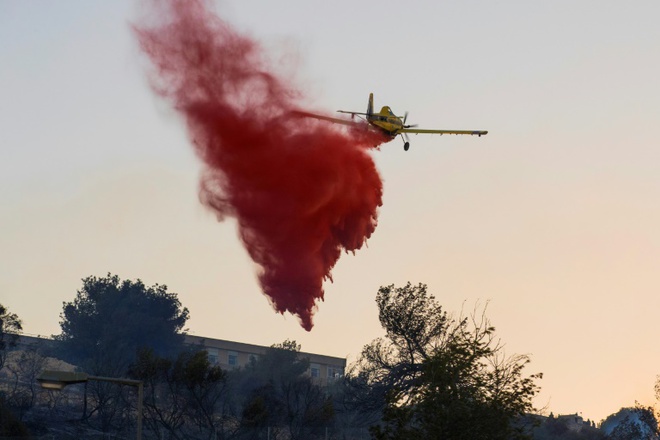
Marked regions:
[2,0,660,423]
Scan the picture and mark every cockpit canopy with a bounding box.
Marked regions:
[379,106,395,116]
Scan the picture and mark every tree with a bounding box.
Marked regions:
[5,342,49,421]
[0,304,27,432]
[244,340,310,386]
[331,374,384,437]
[130,348,230,439]
[354,282,542,440]
[0,395,29,438]
[55,274,189,373]
[531,415,606,440]
[174,350,229,437]
[238,340,334,440]
[601,406,659,440]
[130,349,187,439]
[0,303,22,372]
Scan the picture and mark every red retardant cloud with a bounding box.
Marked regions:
[135,0,388,330]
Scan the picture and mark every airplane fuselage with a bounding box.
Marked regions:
[367,106,404,137]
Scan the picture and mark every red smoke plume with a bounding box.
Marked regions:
[135,0,387,330]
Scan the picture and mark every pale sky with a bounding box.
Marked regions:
[2,0,660,423]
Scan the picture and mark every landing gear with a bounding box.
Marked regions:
[400,132,411,151]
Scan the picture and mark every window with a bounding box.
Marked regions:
[327,366,344,381]
[228,351,238,367]
[310,363,321,378]
[207,348,219,365]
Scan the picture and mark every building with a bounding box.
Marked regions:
[185,335,346,386]
[556,413,584,431]
[11,334,346,387]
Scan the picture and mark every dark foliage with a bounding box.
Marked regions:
[531,415,605,440]
[54,274,189,374]
[354,282,542,440]
[0,394,30,438]
[0,303,23,372]
[130,348,229,439]
[237,340,334,440]
[601,406,659,440]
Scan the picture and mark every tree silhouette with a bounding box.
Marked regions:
[0,303,22,372]
[355,283,541,440]
[55,273,189,374]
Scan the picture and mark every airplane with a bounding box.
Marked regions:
[293,93,488,151]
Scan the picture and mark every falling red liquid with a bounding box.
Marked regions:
[135,0,388,330]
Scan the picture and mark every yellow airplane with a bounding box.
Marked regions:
[293,93,487,151]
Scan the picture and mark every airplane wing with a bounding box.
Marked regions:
[290,110,362,127]
[337,110,369,116]
[400,128,488,137]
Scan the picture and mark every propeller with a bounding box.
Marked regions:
[402,111,418,128]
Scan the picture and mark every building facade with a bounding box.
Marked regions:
[12,334,346,387]
[185,335,346,386]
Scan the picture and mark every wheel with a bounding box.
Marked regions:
[404,142,410,151]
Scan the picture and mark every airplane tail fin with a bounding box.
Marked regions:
[367,93,374,117]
